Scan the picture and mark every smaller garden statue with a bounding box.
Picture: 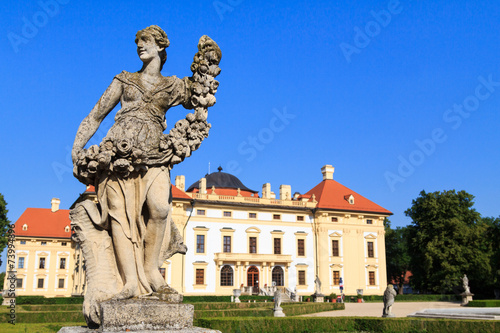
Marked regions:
[382,284,397,318]
[463,274,471,294]
[273,288,285,317]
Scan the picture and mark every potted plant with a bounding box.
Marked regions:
[329,292,337,303]
[357,292,363,303]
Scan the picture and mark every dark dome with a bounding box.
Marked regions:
[186,168,257,193]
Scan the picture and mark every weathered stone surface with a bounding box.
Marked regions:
[382,284,397,317]
[408,307,500,320]
[69,25,221,328]
[100,299,193,332]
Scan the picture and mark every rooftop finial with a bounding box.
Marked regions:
[218,166,223,172]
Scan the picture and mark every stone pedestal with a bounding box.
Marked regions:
[233,289,241,303]
[100,299,192,332]
[273,306,286,317]
[460,292,474,306]
[58,298,222,333]
[313,294,324,303]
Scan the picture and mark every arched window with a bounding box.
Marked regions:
[272,266,284,286]
[220,265,233,286]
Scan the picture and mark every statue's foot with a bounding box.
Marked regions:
[145,268,167,291]
[112,283,140,300]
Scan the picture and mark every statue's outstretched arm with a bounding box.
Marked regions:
[72,79,122,163]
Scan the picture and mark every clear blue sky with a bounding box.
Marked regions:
[1,0,499,271]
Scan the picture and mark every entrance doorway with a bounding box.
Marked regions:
[247,266,259,294]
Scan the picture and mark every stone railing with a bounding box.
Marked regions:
[191,193,316,208]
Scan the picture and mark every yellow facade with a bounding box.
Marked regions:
[6,236,76,297]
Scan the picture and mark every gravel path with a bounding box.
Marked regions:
[302,301,463,318]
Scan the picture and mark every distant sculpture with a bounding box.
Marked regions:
[70,25,221,327]
[382,285,397,317]
[273,288,285,317]
[463,274,471,294]
[314,275,322,295]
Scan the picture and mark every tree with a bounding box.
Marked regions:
[482,216,500,291]
[405,190,492,294]
[384,218,411,294]
[0,193,10,267]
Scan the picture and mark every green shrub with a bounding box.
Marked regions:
[194,302,343,319]
[20,304,83,312]
[15,296,84,305]
[0,311,84,323]
[182,296,231,303]
[466,300,500,307]
[197,317,500,333]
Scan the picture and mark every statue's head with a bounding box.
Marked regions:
[135,25,170,70]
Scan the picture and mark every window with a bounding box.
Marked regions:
[41,241,47,246]
[18,257,25,269]
[333,271,340,285]
[196,209,205,216]
[196,269,204,285]
[220,265,233,286]
[272,266,284,286]
[39,257,46,269]
[58,278,65,288]
[249,213,257,219]
[331,217,338,222]
[20,240,26,245]
[369,271,376,285]
[22,224,28,231]
[159,268,166,279]
[249,237,257,253]
[37,278,44,289]
[223,236,231,253]
[273,214,281,220]
[196,235,205,253]
[273,238,281,255]
[61,242,67,246]
[297,239,305,256]
[332,240,339,257]
[298,270,306,285]
[297,215,304,221]
[60,258,66,269]
[367,219,373,224]
[16,279,23,288]
[65,226,70,232]
[223,211,232,217]
[367,242,374,258]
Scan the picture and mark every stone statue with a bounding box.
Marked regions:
[463,274,471,294]
[314,275,322,295]
[382,284,397,317]
[273,288,285,317]
[70,25,221,327]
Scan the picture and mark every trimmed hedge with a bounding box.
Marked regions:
[15,296,84,305]
[21,304,83,312]
[194,303,343,319]
[197,317,500,333]
[467,300,500,307]
[0,311,84,323]
[343,294,461,302]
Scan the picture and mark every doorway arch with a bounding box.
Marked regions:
[247,266,259,291]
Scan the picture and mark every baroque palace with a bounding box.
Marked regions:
[6,165,391,298]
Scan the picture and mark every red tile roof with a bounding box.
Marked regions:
[14,208,71,239]
[303,180,392,215]
[172,185,192,199]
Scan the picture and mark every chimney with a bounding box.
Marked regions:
[280,185,291,200]
[321,165,335,180]
[270,191,276,199]
[262,183,271,198]
[51,198,60,212]
[199,178,207,194]
[175,175,185,191]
